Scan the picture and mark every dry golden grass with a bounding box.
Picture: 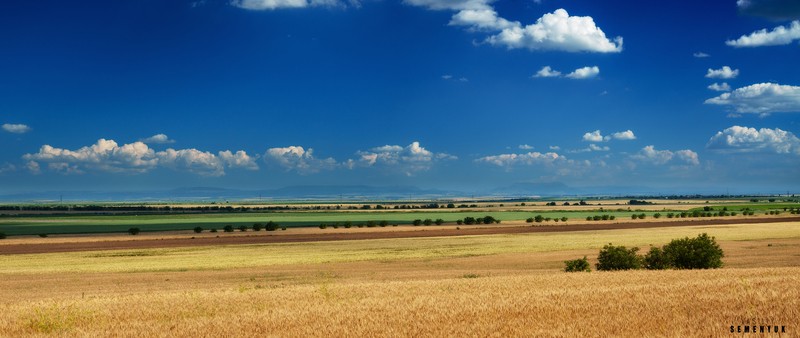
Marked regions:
[1,221,799,337]
[0,268,797,337]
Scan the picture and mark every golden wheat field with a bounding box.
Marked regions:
[1,221,799,337]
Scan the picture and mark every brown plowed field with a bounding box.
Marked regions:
[2,216,797,255]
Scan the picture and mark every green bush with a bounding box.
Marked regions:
[413,219,422,226]
[193,226,203,233]
[456,219,463,225]
[644,247,670,270]
[265,221,279,231]
[38,233,48,238]
[379,221,389,227]
[586,216,593,221]
[319,223,327,229]
[238,225,247,232]
[561,217,568,222]
[223,225,234,232]
[596,244,642,271]
[210,228,218,233]
[564,256,591,272]
[535,215,544,223]
[526,217,534,223]
[366,221,376,227]
[0,232,6,239]
[662,233,724,269]
[252,223,263,231]
[128,228,140,235]
[435,219,444,225]
[423,219,433,226]
[343,221,352,228]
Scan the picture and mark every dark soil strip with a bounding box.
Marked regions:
[1,217,797,255]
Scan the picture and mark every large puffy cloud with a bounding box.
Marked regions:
[157,148,224,176]
[726,20,800,47]
[23,139,158,174]
[704,83,800,115]
[485,9,622,52]
[582,130,604,142]
[2,123,31,134]
[405,1,622,53]
[705,66,739,79]
[707,126,800,155]
[219,150,260,170]
[264,146,337,173]
[737,0,800,21]
[353,141,456,174]
[630,146,699,166]
[22,139,256,176]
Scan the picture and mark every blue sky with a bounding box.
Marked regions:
[1,0,799,196]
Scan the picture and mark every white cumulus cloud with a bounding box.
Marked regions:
[705,83,800,115]
[566,66,600,79]
[631,146,699,166]
[533,66,561,78]
[582,129,636,142]
[707,126,800,155]
[582,130,604,142]
[23,139,159,174]
[485,9,622,53]
[705,66,739,79]
[2,123,31,134]
[726,20,800,47]
[405,2,622,53]
[693,52,710,58]
[610,130,636,140]
[518,144,534,150]
[708,82,731,92]
[140,133,175,144]
[449,8,515,30]
[22,138,255,176]
[156,148,224,176]
[264,146,336,173]
[353,141,456,174]
[219,150,260,170]
[476,151,564,167]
